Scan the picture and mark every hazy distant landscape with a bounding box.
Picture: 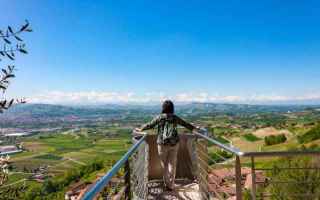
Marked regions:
[1,103,317,127]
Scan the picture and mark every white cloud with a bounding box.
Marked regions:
[27,91,320,105]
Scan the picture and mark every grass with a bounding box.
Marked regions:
[40,134,94,154]
[242,133,261,142]
[34,154,63,160]
[231,137,264,152]
[5,173,28,184]
[7,127,132,192]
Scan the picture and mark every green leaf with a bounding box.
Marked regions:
[19,49,28,54]
[20,99,26,104]
[20,20,29,32]
[5,52,14,60]
[14,35,23,42]
[6,74,15,78]
[8,99,14,107]
[3,38,11,44]
[8,26,14,34]
[0,85,6,90]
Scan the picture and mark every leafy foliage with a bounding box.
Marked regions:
[297,124,320,144]
[22,159,104,200]
[0,20,31,112]
[0,183,28,200]
[267,155,320,200]
[264,134,287,146]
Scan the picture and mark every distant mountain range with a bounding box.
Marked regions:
[0,103,319,127]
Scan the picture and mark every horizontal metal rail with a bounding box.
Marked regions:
[255,167,320,171]
[242,150,320,157]
[195,131,320,157]
[81,134,146,200]
[195,132,243,156]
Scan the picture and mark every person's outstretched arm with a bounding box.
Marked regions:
[135,115,161,132]
[175,115,196,131]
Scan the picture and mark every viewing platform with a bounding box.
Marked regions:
[80,130,320,200]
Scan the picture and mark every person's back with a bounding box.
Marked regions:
[141,113,195,146]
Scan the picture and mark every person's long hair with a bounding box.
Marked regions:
[162,100,174,114]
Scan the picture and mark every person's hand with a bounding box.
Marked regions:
[194,126,206,134]
[192,126,200,133]
[133,128,146,138]
[134,128,143,132]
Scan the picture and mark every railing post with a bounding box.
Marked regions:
[124,160,131,200]
[251,156,256,200]
[235,156,242,200]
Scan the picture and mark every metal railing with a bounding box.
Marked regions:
[195,132,320,200]
[195,132,244,200]
[81,134,146,200]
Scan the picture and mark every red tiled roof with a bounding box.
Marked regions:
[208,167,266,198]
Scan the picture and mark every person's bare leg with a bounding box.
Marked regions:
[158,144,169,189]
[167,143,179,190]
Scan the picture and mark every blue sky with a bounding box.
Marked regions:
[2,0,320,104]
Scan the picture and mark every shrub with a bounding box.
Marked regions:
[267,155,320,200]
[264,134,287,146]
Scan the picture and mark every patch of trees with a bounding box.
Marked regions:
[0,183,28,200]
[23,159,104,200]
[264,134,287,146]
[243,133,261,142]
[297,124,320,144]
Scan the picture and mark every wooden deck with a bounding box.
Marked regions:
[147,179,202,200]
